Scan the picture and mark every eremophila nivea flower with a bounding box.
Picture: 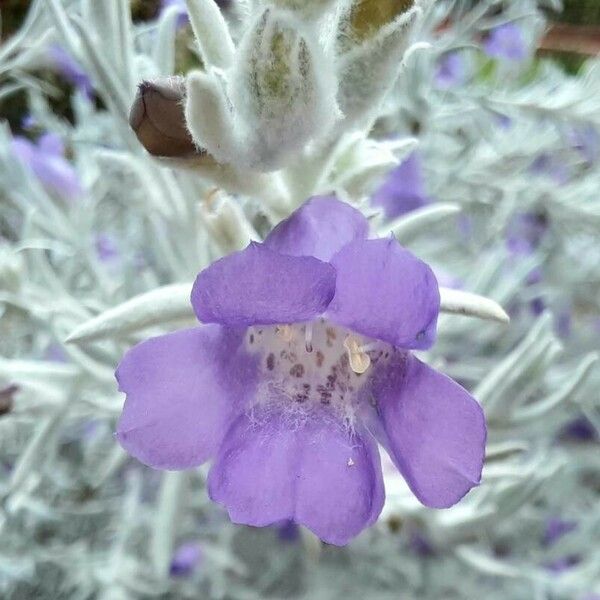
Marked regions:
[116,196,486,545]
[11,133,83,202]
[371,152,432,220]
[484,23,528,63]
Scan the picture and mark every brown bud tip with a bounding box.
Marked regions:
[350,0,415,41]
[129,77,202,158]
[0,384,18,417]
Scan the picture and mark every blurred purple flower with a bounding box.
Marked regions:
[506,212,547,256]
[21,115,38,130]
[371,152,432,220]
[115,196,486,546]
[45,343,68,363]
[544,555,580,575]
[506,212,548,316]
[568,124,600,165]
[170,542,203,577]
[555,308,571,339]
[435,52,466,89]
[95,233,120,263]
[530,153,570,185]
[408,531,435,557]
[48,45,93,98]
[543,517,577,547]
[559,417,599,442]
[11,133,83,202]
[484,23,528,63]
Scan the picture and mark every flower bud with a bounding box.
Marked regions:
[129,77,202,158]
[230,9,338,169]
[336,4,420,130]
[345,0,415,42]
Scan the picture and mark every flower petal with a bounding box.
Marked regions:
[294,417,384,545]
[264,195,369,261]
[208,408,384,545]
[32,155,83,201]
[116,325,258,470]
[326,238,440,349]
[207,410,297,527]
[368,353,486,508]
[192,242,336,327]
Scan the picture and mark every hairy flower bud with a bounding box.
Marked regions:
[230,9,338,170]
[336,4,420,130]
[344,0,415,43]
[129,77,203,158]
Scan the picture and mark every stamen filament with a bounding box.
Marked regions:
[305,323,314,353]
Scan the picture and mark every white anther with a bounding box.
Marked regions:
[343,335,371,374]
[276,324,294,342]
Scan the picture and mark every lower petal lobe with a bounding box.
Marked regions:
[116,325,258,470]
[368,353,486,508]
[208,407,384,545]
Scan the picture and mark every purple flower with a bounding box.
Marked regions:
[559,417,598,442]
[371,153,432,221]
[484,23,528,63]
[95,233,120,263]
[505,212,550,316]
[568,124,600,165]
[115,196,487,546]
[530,154,570,185]
[48,45,93,98]
[543,518,577,547]
[170,542,203,577]
[544,555,580,575]
[506,212,548,257]
[11,133,83,202]
[408,530,435,557]
[435,52,466,89]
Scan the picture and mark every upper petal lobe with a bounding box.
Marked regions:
[326,237,440,349]
[264,195,369,261]
[191,242,336,327]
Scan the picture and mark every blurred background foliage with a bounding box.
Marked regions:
[2,0,600,130]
